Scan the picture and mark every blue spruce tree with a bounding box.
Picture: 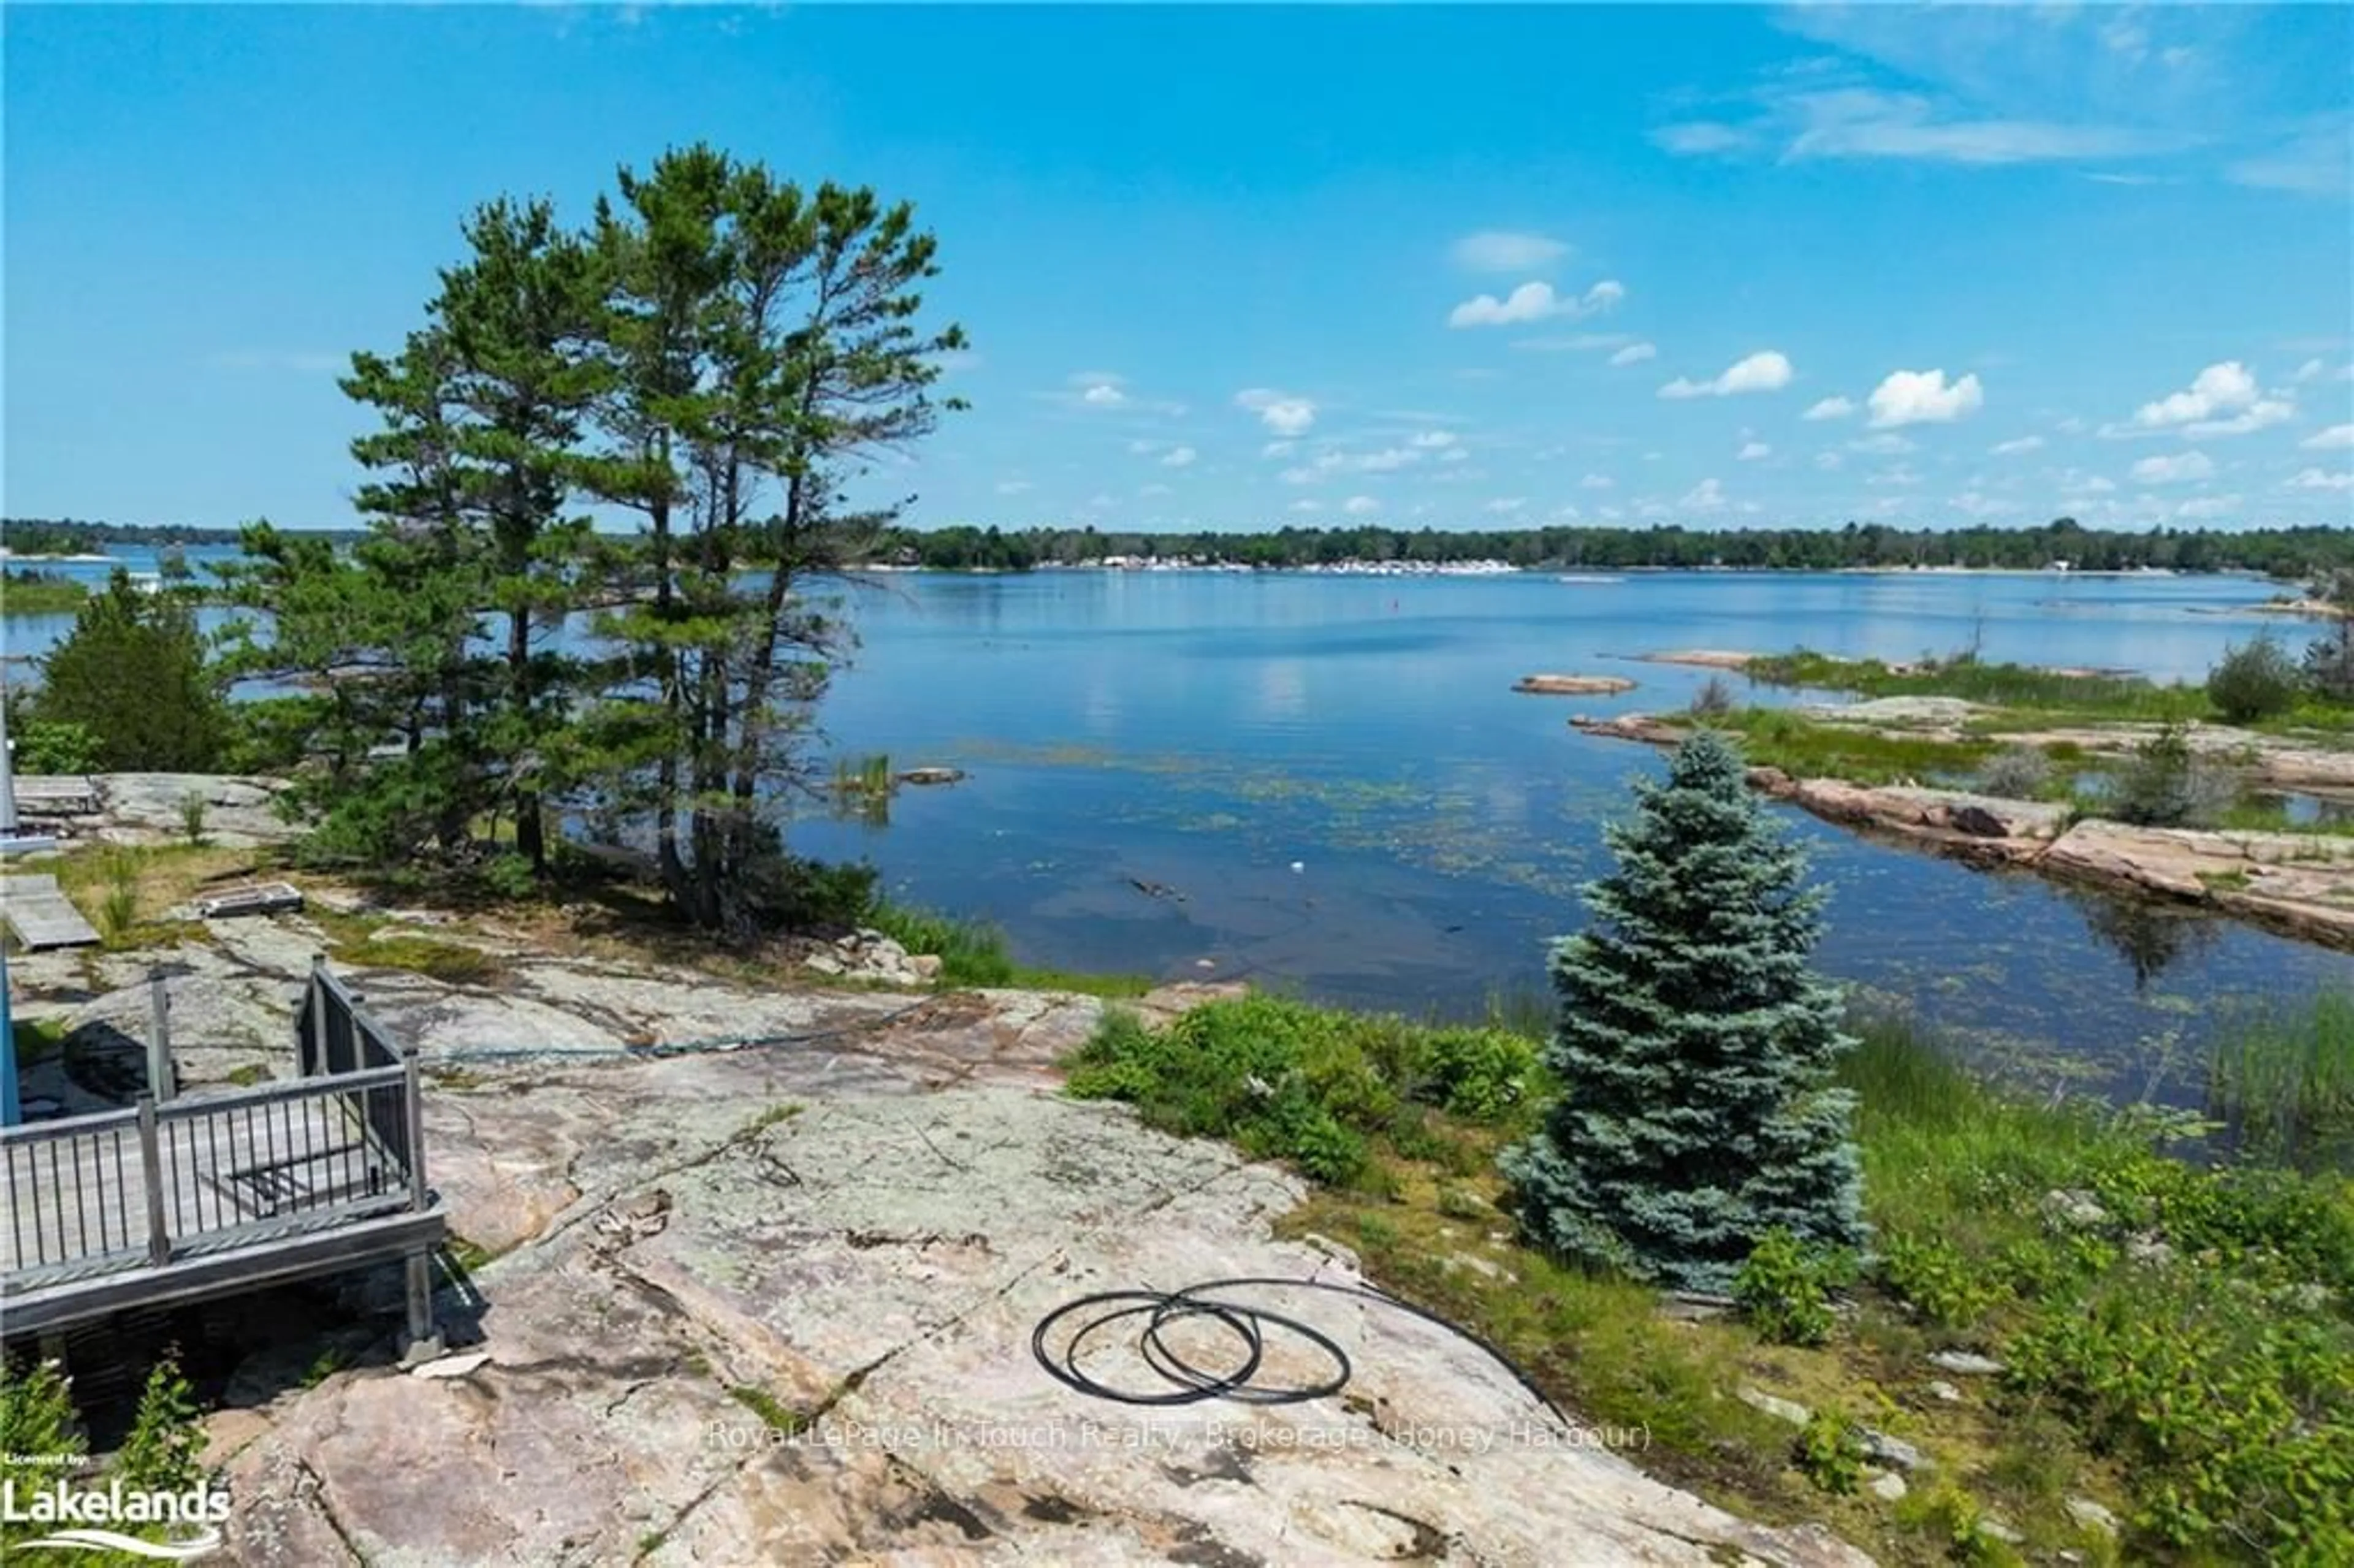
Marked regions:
[1501,729,1865,1290]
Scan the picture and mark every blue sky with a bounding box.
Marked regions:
[6,2,2351,535]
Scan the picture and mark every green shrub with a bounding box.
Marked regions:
[2104,721,2235,828]
[178,791,209,846]
[2007,1267,2353,1558]
[1796,1409,1867,1496]
[479,851,537,900]
[14,718,101,775]
[1734,1228,1839,1345]
[115,1355,204,1497]
[1064,995,1540,1187]
[1419,1027,1543,1123]
[1880,1231,2003,1328]
[2207,635,2302,725]
[1975,745,2052,801]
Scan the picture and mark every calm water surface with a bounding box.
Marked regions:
[10,554,2345,1097]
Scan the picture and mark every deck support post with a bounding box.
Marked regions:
[147,973,175,1104]
[135,1095,170,1267]
[401,1249,441,1362]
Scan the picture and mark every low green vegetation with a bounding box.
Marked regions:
[326,929,508,985]
[1747,643,2354,736]
[1087,991,2353,1566]
[2,1353,213,1553]
[0,568,90,614]
[1710,707,1992,785]
[1746,648,2208,723]
[1067,993,1544,1184]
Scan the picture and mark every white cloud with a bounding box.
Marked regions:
[2287,468,2354,492]
[1235,388,1317,436]
[1484,497,1529,515]
[2063,473,2119,495]
[1868,368,1984,428]
[1439,446,1469,463]
[1408,430,1460,449]
[1682,478,1728,511]
[1651,121,1752,155]
[1160,445,1197,468]
[1288,500,1322,514]
[1342,495,1382,516]
[1659,350,1794,399]
[995,479,1033,495]
[2295,359,2328,383]
[1081,382,1127,408]
[2229,120,2353,197]
[2303,424,2354,452]
[2185,399,2294,438]
[1738,441,1772,460]
[1990,435,2045,456]
[1451,230,1569,272]
[1815,451,1844,471]
[1126,438,1161,455]
[1848,433,1917,455]
[1609,341,1657,367]
[2175,495,2241,519]
[1784,88,2187,167]
[1449,279,1625,329]
[1579,473,1614,490]
[1261,440,1296,459]
[2131,451,2215,484]
[2133,361,2257,428]
[1803,396,1856,421]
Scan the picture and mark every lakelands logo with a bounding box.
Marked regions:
[2,1479,230,1561]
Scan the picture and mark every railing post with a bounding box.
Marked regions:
[136,1095,170,1267]
[307,954,329,1076]
[148,972,175,1104]
[403,1049,428,1212]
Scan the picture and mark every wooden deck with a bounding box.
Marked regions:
[1,872,101,950]
[9,775,101,816]
[2,964,444,1343]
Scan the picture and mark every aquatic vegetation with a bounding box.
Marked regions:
[2206,991,2354,1170]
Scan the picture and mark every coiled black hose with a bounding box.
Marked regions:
[1030,1275,1574,1431]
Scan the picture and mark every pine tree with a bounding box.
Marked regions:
[1500,729,1865,1291]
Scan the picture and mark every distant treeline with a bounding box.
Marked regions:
[15,516,2348,580]
[879,521,2354,577]
[1,518,362,554]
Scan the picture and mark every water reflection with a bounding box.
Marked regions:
[2068,888,2224,991]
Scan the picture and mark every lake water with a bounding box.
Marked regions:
[9,550,2347,1098]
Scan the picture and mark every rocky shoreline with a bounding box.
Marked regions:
[9,916,1864,1568]
[1572,713,2354,950]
